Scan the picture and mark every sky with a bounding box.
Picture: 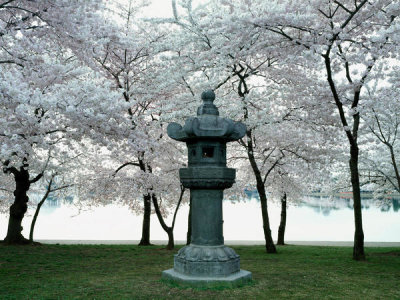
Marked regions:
[141,0,205,18]
[141,0,173,18]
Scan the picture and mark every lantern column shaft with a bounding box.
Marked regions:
[191,189,223,246]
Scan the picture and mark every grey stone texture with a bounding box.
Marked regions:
[164,90,252,287]
[162,269,252,288]
[174,245,239,276]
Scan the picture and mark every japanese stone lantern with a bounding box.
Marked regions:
[162,90,252,286]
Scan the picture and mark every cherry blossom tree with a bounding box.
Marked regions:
[3,0,398,256]
[0,0,126,244]
[46,0,194,249]
[224,0,400,260]
[157,0,335,253]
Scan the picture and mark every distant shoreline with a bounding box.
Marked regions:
[36,240,400,247]
[308,192,400,199]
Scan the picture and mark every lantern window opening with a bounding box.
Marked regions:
[202,147,214,158]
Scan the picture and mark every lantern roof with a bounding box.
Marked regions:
[167,90,246,142]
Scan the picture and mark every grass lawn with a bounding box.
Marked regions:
[0,243,399,299]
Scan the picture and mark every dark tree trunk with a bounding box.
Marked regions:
[29,179,53,243]
[350,145,365,260]
[186,193,192,245]
[258,184,277,253]
[246,131,277,254]
[29,196,45,243]
[138,193,152,246]
[4,168,30,244]
[277,193,287,246]
[137,156,153,246]
[324,53,366,260]
[235,70,276,253]
[166,228,174,250]
[150,189,184,250]
[151,195,175,250]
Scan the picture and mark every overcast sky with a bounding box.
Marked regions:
[141,0,205,18]
[142,0,173,18]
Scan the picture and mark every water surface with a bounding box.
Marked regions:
[0,196,398,242]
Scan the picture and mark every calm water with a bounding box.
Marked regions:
[0,195,399,242]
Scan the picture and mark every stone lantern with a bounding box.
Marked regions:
[162,90,252,286]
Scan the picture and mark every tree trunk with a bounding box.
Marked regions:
[29,181,52,243]
[29,198,45,243]
[277,193,287,246]
[324,52,366,260]
[350,145,365,260]
[150,188,184,250]
[166,228,174,250]
[138,193,152,246]
[258,184,277,253]
[151,194,174,250]
[4,168,30,244]
[251,169,276,253]
[246,132,276,253]
[186,193,192,245]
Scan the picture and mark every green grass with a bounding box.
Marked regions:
[0,244,399,299]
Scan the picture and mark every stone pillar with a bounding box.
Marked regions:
[162,90,252,287]
[191,189,223,245]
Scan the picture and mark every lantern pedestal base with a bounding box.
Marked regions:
[162,244,252,287]
[162,268,252,288]
[174,244,241,276]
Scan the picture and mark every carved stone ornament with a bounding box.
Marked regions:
[167,90,246,142]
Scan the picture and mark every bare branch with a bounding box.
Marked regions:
[29,173,43,184]
[333,1,353,14]
[0,1,16,9]
[0,60,24,67]
[113,161,140,176]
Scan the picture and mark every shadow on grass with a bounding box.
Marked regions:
[371,251,400,257]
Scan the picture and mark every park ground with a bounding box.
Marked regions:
[0,244,399,299]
